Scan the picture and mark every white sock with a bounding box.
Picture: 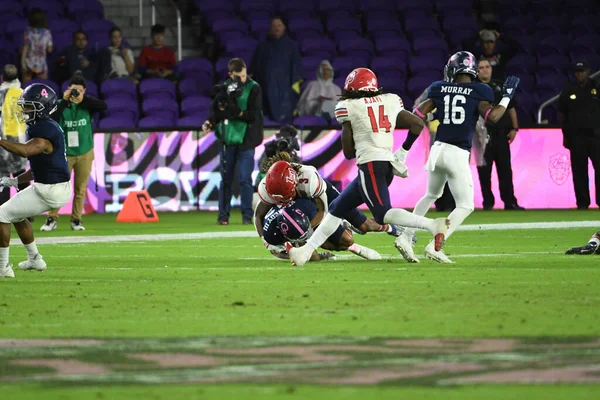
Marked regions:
[445,207,473,240]
[383,208,435,233]
[306,214,343,251]
[24,242,38,261]
[0,247,9,268]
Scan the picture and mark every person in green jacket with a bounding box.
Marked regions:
[41,73,107,231]
[202,58,264,225]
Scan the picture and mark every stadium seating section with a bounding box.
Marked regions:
[1,0,599,128]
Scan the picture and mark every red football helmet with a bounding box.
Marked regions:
[344,67,379,92]
[265,161,298,205]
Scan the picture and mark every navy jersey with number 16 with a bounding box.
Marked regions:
[427,80,494,151]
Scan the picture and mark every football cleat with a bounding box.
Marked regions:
[71,220,85,231]
[431,218,450,252]
[40,217,57,231]
[0,263,15,278]
[424,242,454,264]
[342,220,366,235]
[286,242,312,267]
[394,233,420,263]
[565,243,598,255]
[18,253,47,271]
[318,252,336,261]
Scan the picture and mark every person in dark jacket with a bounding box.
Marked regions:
[202,58,264,225]
[558,61,600,209]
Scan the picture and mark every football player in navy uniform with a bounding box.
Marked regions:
[566,231,600,255]
[0,84,72,278]
[395,51,519,263]
[262,198,380,262]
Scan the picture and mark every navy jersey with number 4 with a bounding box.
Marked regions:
[27,118,70,184]
[428,80,494,150]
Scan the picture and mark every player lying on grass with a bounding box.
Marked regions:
[0,84,71,278]
[253,151,404,239]
[262,198,381,262]
[566,231,600,255]
[394,51,519,264]
[287,67,450,267]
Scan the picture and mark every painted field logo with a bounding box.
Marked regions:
[1,337,600,386]
[549,153,571,185]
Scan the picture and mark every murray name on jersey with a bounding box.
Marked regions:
[428,80,494,151]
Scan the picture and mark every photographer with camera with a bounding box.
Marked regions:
[202,58,264,225]
[41,73,107,232]
[255,125,300,189]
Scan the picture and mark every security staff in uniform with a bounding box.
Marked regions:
[558,61,600,209]
[476,59,523,210]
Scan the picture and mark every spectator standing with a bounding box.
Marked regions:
[250,17,303,122]
[41,73,107,231]
[63,30,98,82]
[0,65,31,214]
[297,60,341,121]
[558,61,600,209]
[138,24,177,81]
[21,8,53,83]
[472,30,519,79]
[475,60,523,210]
[202,58,264,225]
[106,27,135,80]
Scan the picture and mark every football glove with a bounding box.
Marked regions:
[565,243,598,255]
[263,238,287,254]
[0,176,18,192]
[502,76,520,99]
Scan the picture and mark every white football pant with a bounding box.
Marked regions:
[0,182,71,224]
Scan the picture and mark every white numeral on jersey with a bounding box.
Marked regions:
[442,94,466,124]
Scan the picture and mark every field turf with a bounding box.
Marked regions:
[0,210,599,399]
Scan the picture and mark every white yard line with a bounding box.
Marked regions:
[11,220,599,246]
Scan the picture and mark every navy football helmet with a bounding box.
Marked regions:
[277,205,313,245]
[17,83,58,125]
[444,51,478,83]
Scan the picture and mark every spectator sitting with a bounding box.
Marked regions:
[296,60,341,121]
[21,8,53,83]
[138,24,177,81]
[250,17,303,123]
[472,30,519,79]
[105,27,136,81]
[63,30,98,82]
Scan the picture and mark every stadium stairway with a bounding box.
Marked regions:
[99,0,203,59]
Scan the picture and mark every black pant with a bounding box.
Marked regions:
[434,183,455,211]
[569,133,600,208]
[477,132,518,208]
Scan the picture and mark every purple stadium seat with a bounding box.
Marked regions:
[358,0,395,12]
[99,116,136,130]
[370,57,408,79]
[181,95,212,117]
[0,2,24,18]
[333,56,367,81]
[179,77,214,99]
[83,19,115,36]
[177,115,206,128]
[396,0,434,12]
[366,17,403,36]
[506,54,537,74]
[537,53,571,72]
[327,16,361,36]
[104,97,139,121]
[331,30,362,46]
[301,38,336,60]
[239,0,272,14]
[514,74,535,93]
[535,70,567,91]
[5,19,27,40]
[47,19,79,35]
[338,38,374,61]
[301,56,324,78]
[244,11,273,25]
[139,113,177,128]
[212,19,248,37]
[223,37,258,56]
[569,53,600,70]
[28,0,65,19]
[374,36,410,56]
[446,29,476,50]
[377,72,405,95]
[294,30,324,43]
[23,79,60,95]
[319,0,356,14]
[67,0,104,22]
[52,32,73,53]
[289,18,323,35]
[333,76,345,89]
[436,0,475,12]
[278,0,316,16]
[139,78,176,100]
[177,57,213,81]
[61,80,98,97]
[571,34,600,52]
[404,17,440,34]
[293,115,329,127]
[143,97,179,120]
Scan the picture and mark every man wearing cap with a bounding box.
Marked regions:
[476,30,519,79]
[558,61,600,209]
[0,65,31,215]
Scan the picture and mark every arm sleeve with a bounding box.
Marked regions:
[334,100,350,124]
[81,95,108,113]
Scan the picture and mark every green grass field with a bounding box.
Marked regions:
[1,210,599,399]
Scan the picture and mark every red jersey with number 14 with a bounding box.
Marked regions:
[335,93,404,165]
